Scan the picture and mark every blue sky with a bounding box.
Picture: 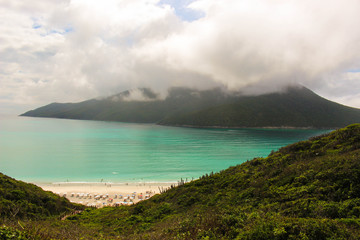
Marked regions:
[347,69,360,73]
[159,0,205,22]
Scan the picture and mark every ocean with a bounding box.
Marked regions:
[0,115,331,184]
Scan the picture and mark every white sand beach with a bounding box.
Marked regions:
[37,182,174,208]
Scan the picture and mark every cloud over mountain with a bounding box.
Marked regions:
[1,0,360,113]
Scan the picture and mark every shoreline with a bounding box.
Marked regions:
[160,123,334,130]
[19,115,335,130]
[36,182,174,207]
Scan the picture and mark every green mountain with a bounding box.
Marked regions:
[20,87,234,123]
[2,124,360,239]
[21,86,360,128]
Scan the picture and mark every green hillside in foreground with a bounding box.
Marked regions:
[2,124,360,239]
[0,174,83,220]
[21,86,360,128]
[0,174,85,239]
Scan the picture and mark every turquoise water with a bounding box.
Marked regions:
[0,116,331,183]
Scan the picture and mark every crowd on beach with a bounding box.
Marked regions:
[39,181,173,208]
[56,191,155,208]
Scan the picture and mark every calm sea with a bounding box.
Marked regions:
[0,115,331,184]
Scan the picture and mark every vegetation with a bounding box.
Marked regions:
[160,87,360,128]
[21,87,232,124]
[21,86,360,128]
[0,173,83,220]
[1,124,360,239]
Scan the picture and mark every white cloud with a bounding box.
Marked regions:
[1,0,360,114]
[152,0,360,94]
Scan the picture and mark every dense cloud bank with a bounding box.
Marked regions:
[1,0,360,113]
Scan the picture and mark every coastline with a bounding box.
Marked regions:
[36,182,174,207]
[159,123,334,130]
[19,115,335,130]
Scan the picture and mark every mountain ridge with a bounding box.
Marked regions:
[21,86,360,128]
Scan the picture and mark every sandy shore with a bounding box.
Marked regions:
[36,182,174,208]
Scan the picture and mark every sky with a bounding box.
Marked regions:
[1,0,360,114]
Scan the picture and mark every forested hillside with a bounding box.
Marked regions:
[21,86,360,128]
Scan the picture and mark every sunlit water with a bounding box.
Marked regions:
[0,116,331,183]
